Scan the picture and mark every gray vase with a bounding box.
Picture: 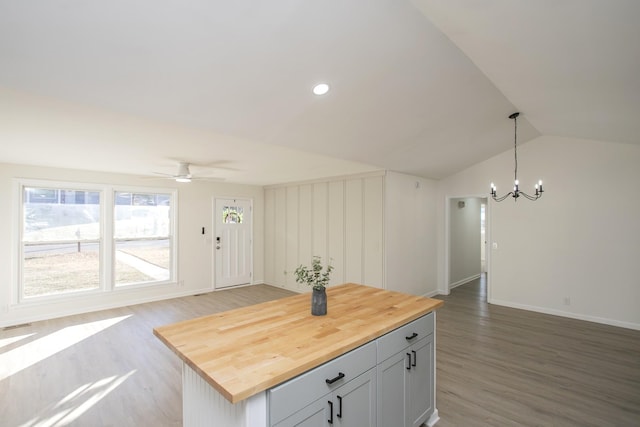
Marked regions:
[311,287,327,316]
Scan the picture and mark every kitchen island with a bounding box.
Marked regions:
[154,283,443,426]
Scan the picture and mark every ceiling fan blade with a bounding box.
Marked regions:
[191,176,226,182]
[151,172,176,178]
[145,161,226,183]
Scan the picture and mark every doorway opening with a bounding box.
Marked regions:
[481,203,486,273]
[446,196,489,299]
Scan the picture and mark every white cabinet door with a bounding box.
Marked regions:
[332,368,376,427]
[377,351,407,427]
[377,333,435,427]
[408,335,434,427]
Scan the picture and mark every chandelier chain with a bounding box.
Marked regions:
[490,111,544,202]
[513,114,518,183]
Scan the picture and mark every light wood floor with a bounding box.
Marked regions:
[0,285,294,427]
[1,279,639,426]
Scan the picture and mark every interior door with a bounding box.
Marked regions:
[214,198,252,289]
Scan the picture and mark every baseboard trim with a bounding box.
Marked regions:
[0,286,215,329]
[423,289,441,298]
[449,274,481,290]
[489,298,640,331]
[426,409,440,427]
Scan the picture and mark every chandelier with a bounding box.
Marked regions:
[490,112,543,202]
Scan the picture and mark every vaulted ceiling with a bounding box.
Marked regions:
[1,1,638,185]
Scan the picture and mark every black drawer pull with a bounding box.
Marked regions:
[328,400,333,424]
[406,353,412,370]
[405,332,418,340]
[337,395,343,418]
[326,372,345,384]
[411,350,417,367]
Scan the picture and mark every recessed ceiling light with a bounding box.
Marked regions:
[313,83,330,96]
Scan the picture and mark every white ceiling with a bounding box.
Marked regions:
[0,0,638,185]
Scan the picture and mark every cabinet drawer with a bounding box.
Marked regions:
[269,341,376,425]
[377,313,433,362]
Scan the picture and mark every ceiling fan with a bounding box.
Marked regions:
[151,162,225,183]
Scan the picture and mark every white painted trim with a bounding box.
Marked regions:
[422,289,441,298]
[245,392,268,427]
[212,282,256,292]
[426,409,440,427]
[0,285,214,329]
[484,199,493,303]
[11,178,179,307]
[443,194,491,297]
[380,174,387,291]
[449,274,481,290]
[429,313,439,427]
[11,178,23,307]
[489,298,640,331]
[443,194,450,296]
[182,363,269,427]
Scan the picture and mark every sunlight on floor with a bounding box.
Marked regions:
[0,315,131,381]
[0,332,36,349]
[19,370,136,427]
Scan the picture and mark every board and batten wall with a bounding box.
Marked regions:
[264,172,385,292]
[264,170,440,298]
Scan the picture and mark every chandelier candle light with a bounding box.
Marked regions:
[490,112,544,202]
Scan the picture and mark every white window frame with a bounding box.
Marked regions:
[112,187,177,289]
[13,179,178,305]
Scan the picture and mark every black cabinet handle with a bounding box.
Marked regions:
[406,353,412,370]
[337,395,343,418]
[328,400,333,424]
[326,372,345,385]
[411,350,417,367]
[405,332,418,341]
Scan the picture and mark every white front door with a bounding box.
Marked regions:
[214,198,252,289]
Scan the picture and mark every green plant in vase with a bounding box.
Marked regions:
[294,256,333,315]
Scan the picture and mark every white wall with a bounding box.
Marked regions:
[437,136,640,330]
[385,171,438,297]
[0,162,265,327]
[264,172,385,292]
[449,197,482,287]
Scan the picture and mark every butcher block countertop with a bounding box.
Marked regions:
[153,283,444,403]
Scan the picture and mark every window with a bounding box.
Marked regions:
[223,205,244,224]
[114,191,171,286]
[22,186,102,298]
[18,180,176,302]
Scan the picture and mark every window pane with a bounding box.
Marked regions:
[114,192,170,238]
[23,242,100,297]
[115,239,170,286]
[24,187,101,242]
[22,186,102,299]
[114,191,172,287]
[223,206,243,224]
